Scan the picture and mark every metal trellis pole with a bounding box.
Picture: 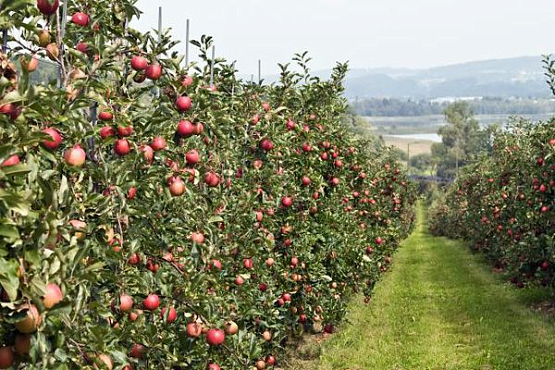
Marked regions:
[185,19,190,68]
[258,59,261,84]
[210,45,215,88]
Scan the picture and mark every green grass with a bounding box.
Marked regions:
[287,203,555,370]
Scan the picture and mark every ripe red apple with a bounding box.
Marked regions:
[140,144,154,163]
[302,143,311,152]
[204,172,220,187]
[186,322,203,338]
[64,145,86,167]
[256,360,266,370]
[98,111,113,121]
[182,75,193,87]
[260,138,274,151]
[209,259,222,270]
[145,64,162,80]
[151,137,166,151]
[375,237,383,245]
[206,329,225,346]
[177,120,194,137]
[330,177,340,186]
[282,293,291,302]
[1,155,19,167]
[208,364,221,370]
[37,0,59,15]
[286,119,295,131]
[142,294,160,311]
[185,149,199,165]
[0,103,21,120]
[251,114,260,125]
[0,346,14,369]
[117,126,133,137]
[131,56,148,71]
[259,283,268,292]
[127,187,137,200]
[224,320,238,335]
[334,159,343,168]
[193,122,204,135]
[262,102,270,112]
[301,176,311,186]
[262,330,272,341]
[266,258,275,267]
[176,96,192,112]
[234,276,245,286]
[19,55,39,72]
[42,127,62,149]
[160,307,177,323]
[266,355,276,366]
[129,344,145,359]
[99,126,116,139]
[281,196,293,208]
[190,232,205,244]
[72,12,89,27]
[114,139,131,156]
[168,177,185,197]
[75,42,88,53]
[15,305,42,333]
[43,283,63,309]
[243,258,254,270]
[14,334,31,356]
[118,294,134,312]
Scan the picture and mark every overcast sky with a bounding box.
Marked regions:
[133,0,555,75]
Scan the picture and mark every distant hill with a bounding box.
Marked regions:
[343,56,551,99]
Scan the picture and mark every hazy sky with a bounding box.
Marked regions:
[133,0,555,75]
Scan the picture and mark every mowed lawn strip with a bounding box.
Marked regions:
[311,203,555,370]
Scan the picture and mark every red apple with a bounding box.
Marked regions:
[140,145,154,163]
[15,305,42,333]
[131,56,148,71]
[1,155,19,167]
[190,232,205,244]
[281,196,293,208]
[168,177,185,197]
[117,126,133,136]
[76,42,88,53]
[37,0,59,15]
[20,55,39,72]
[0,346,14,369]
[14,334,31,356]
[129,344,145,359]
[266,356,276,366]
[185,149,199,165]
[204,172,220,187]
[142,294,160,311]
[151,137,166,151]
[224,320,238,335]
[145,64,162,80]
[206,329,225,346]
[127,187,137,200]
[234,276,245,286]
[176,96,192,112]
[43,283,63,309]
[243,258,254,270]
[99,126,116,139]
[177,120,195,137]
[186,322,203,338]
[42,127,62,149]
[64,145,86,166]
[71,12,89,27]
[182,75,193,87]
[160,307,177,323]
[98,111,113,121]
[301,176,311,186]
[118,294,134,312]
[286,119,295,131]
[260,139,274,151]
[208,364,221,370]
[114,139,131,156]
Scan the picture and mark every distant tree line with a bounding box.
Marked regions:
[351,97,555,117]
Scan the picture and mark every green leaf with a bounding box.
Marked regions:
[0,258,20,301]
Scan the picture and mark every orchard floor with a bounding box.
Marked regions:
[284,203,555,370]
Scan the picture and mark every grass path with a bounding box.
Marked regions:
[293,202,555,370]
